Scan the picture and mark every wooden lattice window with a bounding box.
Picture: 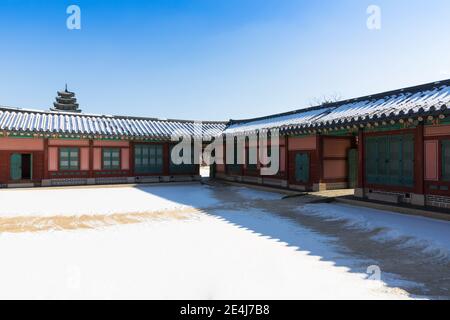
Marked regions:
[103,148,120,170]
[59,147,79,171]
[442,140,450,181]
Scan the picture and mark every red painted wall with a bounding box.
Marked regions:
[424,140,439,181]
[0,137,44,151]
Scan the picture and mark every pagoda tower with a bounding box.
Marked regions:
[51,85,82,113]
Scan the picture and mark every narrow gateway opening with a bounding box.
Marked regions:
[21,154,32,180]
[9,153,32,181]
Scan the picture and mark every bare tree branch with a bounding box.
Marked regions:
[309,92,342,107]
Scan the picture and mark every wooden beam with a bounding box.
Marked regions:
[316,135,324,183]
[414,124,424,195]
[43,138,49,179]
[357,129,365,189]
[285,135,289,180]
[89,139,94,178]
[129,140,135,177]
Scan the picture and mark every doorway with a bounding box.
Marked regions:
[10,153,32,181]
[294,152,310,184]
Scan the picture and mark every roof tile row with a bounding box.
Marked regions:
[0,108,226,139]
[224,80,450,134]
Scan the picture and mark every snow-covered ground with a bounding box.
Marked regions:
[0,183,448,299]
[302,204,450,261]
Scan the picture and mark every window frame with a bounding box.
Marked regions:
[59,147,80,171]
[102,148,121,170]
[442,140,450,181]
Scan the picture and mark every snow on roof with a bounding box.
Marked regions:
[2,79,450,139]
[224,79,450,134]
[0,106,227,139]
[225,106,333,134]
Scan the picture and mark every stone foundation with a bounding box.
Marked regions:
[322,182,348,190]
[171,175,195,182]
[354,188,364,198]
[242,176,263,184]
[6,175,199,188]
[262,178,288,188]
[411,193,426,206]
[47,178,88,186]
[216,174,351,192]
[136,176,160,183]
[367,192,400,204]
[426,195,450,209]
[6,182,35,188]
[312,183,327,192]
[288,184,308,191]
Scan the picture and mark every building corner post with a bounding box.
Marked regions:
[412,124,425,206]
[355,129,365,198]
[43,137,49,180]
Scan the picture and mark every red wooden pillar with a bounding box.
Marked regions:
[243,142,248,176]
[88,139,94,178]
[316,135,324,183]
[0,151,7,184]
[284,135,289,180]
[414,124,424,195]
[240,136,245,176]
[223,138,227,175]
[43,138,49,179]
[129,140,135,176]
[357,129,365,189]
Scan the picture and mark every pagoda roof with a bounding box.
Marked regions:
[57,90,75,97]
[53,87,81,113]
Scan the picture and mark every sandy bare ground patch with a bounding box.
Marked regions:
[0,208,198,233]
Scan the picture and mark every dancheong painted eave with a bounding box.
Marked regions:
[0,106,227,140]
[224,79,450,135]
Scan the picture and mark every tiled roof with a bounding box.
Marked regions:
[2,79,450,139]
[224,79,450,134]
[0,107,227,139]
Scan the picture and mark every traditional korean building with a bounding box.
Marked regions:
[1,80,450,210]
[216,79,450,209]
[0,88,226,187]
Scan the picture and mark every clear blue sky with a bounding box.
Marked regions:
[0,0,449,121]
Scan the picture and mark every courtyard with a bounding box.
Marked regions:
[0,182,449,299]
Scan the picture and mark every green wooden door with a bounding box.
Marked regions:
[348,149,358,188]
[377,136,388,184]
[388,136,401,185]
[402,135,414,187]
[443,140,450,181]
[365,137,378,184]
[365,134,414,187]
[295,153,309,183]
[10,153,22,181]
